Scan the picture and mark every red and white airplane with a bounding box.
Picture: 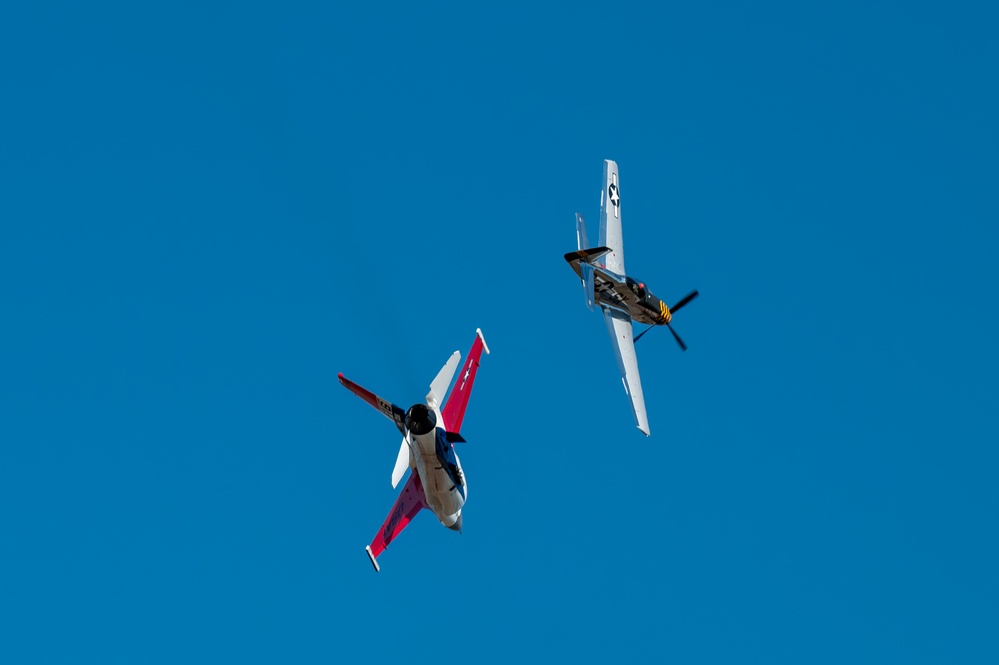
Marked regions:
[338,329,490,571]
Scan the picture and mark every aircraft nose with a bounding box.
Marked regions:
[446,514,463,532]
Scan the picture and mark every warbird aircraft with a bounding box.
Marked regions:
[564,160,698,436]
[338,329,490,571]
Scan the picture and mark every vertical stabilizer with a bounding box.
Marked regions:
[576,212,589,251]
[581,262,596,311]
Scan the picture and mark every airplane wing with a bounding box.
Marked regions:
[441,329,490,433]
[338,373,406,434]
[598,159,625,274]
[602,307,650,436]
[365,472,428,572]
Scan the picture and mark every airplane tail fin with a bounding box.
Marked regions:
[564,246,612,265]
[581,262,596,311]
[563,246,611,311]
[576,212,590,251]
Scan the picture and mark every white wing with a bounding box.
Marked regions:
[598,159,625,274]
[602,307,650,435]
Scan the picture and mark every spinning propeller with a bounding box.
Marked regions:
[634,289,700,349]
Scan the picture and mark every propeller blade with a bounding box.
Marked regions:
[634,325,655,343]
[669,290,699,314]
[666,323,687,351]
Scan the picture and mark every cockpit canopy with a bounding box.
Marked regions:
[626,277,649,300]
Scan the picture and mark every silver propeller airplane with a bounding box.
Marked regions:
[564,159,698,436]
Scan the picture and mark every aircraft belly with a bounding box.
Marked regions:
[596,296,628,313]
[594,279,635,312]
[596,288,654,324]
[411,433,464,524]
[632,309,657,325]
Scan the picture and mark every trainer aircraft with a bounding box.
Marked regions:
[338,329,490,571]
[564,160,698,436]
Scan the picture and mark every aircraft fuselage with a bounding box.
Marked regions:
[567,262,672,326]
[407,421,466,531]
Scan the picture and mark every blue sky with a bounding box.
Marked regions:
[2,1,997,662]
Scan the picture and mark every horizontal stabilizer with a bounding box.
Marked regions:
[445,431,466,444]
[563,246,612,267]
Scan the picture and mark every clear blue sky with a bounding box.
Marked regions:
[2,1,997,662]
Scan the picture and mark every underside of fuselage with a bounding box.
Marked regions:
[566,258,670,326]
[409,426,466,529]
[595,287,663,325]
